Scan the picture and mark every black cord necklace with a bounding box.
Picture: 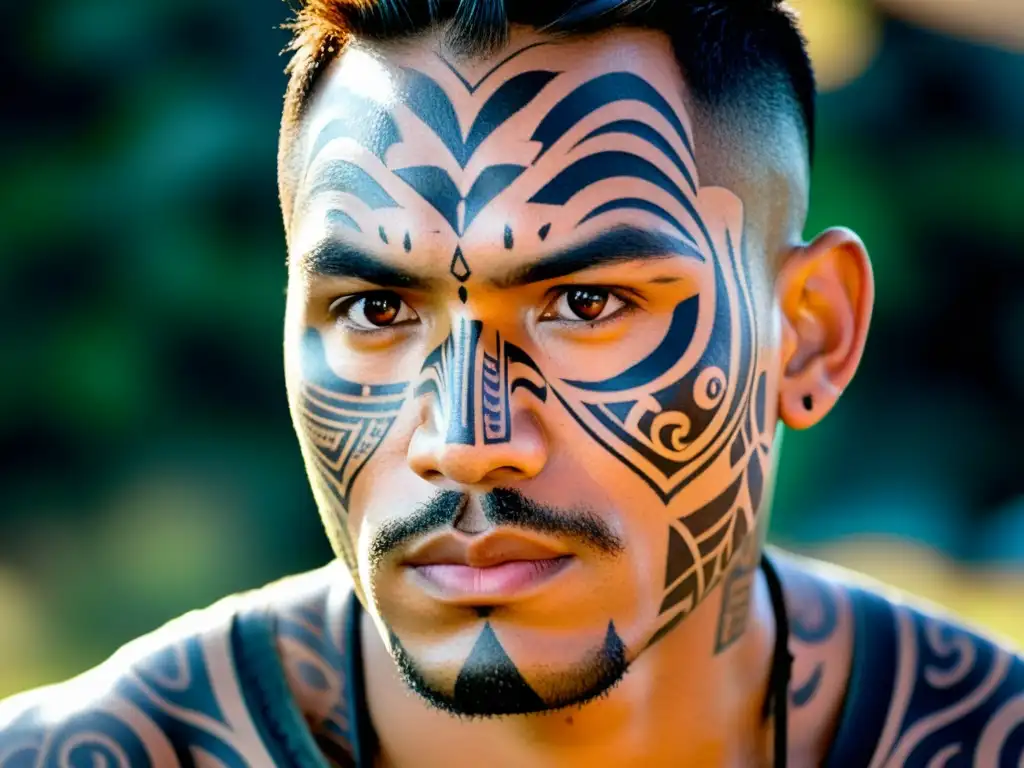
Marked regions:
[760,554,794,767]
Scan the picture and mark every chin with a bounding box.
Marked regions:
[387,619,631,718]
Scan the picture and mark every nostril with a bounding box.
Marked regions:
[420,469,444,482]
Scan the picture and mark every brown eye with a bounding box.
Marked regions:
[542,287,628,325]
[363,293,401,325]
[565,288,609,321]
[331,291,418,331]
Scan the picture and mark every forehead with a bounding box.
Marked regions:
[307,26,690,120]
[290,27,702,271]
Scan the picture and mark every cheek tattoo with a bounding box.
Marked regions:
[297,328,407,571]
[548,222,766,644]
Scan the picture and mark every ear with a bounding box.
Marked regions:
[776,227,874,430]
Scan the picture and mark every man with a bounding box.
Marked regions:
[1,0,1022,765]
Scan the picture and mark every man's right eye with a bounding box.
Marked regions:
[329,291,419,332]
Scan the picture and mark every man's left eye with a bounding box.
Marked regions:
[540,288,629,324]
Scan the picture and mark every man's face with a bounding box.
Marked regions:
[284,27,781,716]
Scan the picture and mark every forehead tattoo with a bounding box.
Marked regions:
[296,43,707,295]
[296,43,770,648]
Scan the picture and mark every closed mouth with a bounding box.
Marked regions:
[410,555,574,602]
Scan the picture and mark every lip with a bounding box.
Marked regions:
[404,529,569,568]
[412,557,573,601]
[402,530,574,603]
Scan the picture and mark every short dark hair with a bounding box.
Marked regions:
[278,0,815,216]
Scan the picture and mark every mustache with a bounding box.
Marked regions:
[368,488,624,569]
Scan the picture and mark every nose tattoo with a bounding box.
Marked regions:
[416,319,547,445]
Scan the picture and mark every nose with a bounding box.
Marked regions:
[408,410,548,485]
[408,319,550,486]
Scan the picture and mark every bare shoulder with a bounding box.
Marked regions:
[0,578,328,767]
[771,547,1024,767]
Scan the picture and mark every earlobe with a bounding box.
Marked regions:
[776,227,874,430]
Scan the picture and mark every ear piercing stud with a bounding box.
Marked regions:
[802,395,814,411]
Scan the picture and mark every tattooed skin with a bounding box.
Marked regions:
[2,561,1020,767]
[864,605,1024,766]
[0,586,348,768]
[298,328,408,574]
[415,319,547,445]
[273,574,357,766]
[284,30,778,716]
[787,571,842,707]
[714,535,763,655]
[774,560,1024,767]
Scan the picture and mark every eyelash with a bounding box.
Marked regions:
[540,285,640,327]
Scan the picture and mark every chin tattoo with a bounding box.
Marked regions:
[391,620,628,717]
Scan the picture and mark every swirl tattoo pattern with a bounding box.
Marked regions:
[274,573,356,767]
[867,606,1024,767]
[0,602,312,768]
[545,219,769,645]
[788,573,841,708]
[776,565,1024,767]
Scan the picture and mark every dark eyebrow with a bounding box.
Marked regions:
[496,226,704,288]
[296,239,427,289]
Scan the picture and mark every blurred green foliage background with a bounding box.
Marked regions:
[0,0,1022,697]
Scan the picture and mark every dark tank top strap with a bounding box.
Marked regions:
[344,589,378,768]
[231,605,333,768]
[821,584,899,767]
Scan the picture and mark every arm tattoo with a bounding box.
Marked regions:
[787,575,840,708]
[869,607,1024,765]
[0,628,300,767]
[275,580,356,767]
